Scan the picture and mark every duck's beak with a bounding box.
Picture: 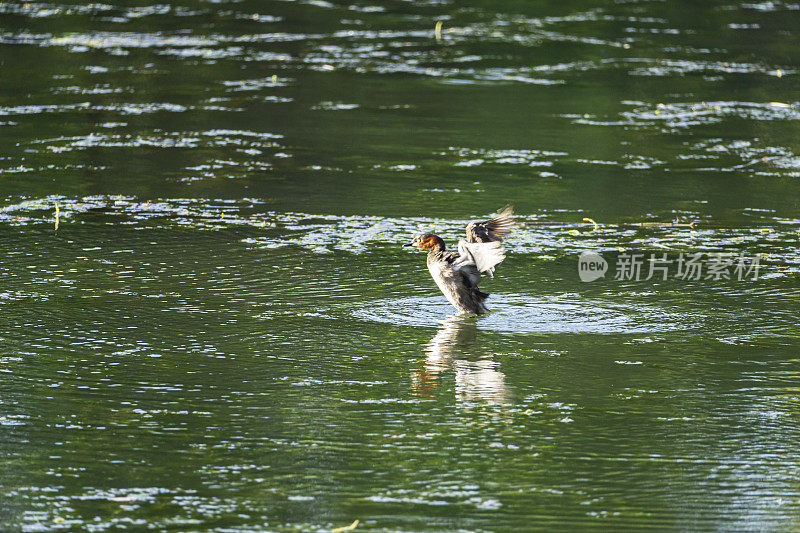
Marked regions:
[403,242,414,247]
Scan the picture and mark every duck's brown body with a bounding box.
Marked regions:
[426,246,489,314]
[405,207,514,315]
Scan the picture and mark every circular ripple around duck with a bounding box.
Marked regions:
[353,294,694,335]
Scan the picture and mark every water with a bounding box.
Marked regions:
[1,0,799,530]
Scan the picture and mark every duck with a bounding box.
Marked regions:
[404,206,514,314]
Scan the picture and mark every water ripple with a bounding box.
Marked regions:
[354,294,695,334]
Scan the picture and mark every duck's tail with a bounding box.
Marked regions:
[473,289,490,314]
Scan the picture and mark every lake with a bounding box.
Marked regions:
[1,0,799,530]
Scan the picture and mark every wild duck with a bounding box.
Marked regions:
[404,206,514,314]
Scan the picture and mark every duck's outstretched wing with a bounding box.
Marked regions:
[465,206,515,243]
[452,240,506,279]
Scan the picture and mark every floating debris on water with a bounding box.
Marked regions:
[332,520,359,533]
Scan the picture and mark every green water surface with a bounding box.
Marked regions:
[1,0,799,531]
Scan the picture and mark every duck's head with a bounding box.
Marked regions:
[404,233,445,251]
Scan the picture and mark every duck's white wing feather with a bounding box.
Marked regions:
[452,240,506,277]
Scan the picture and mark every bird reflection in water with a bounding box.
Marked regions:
[413,314,510,405]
